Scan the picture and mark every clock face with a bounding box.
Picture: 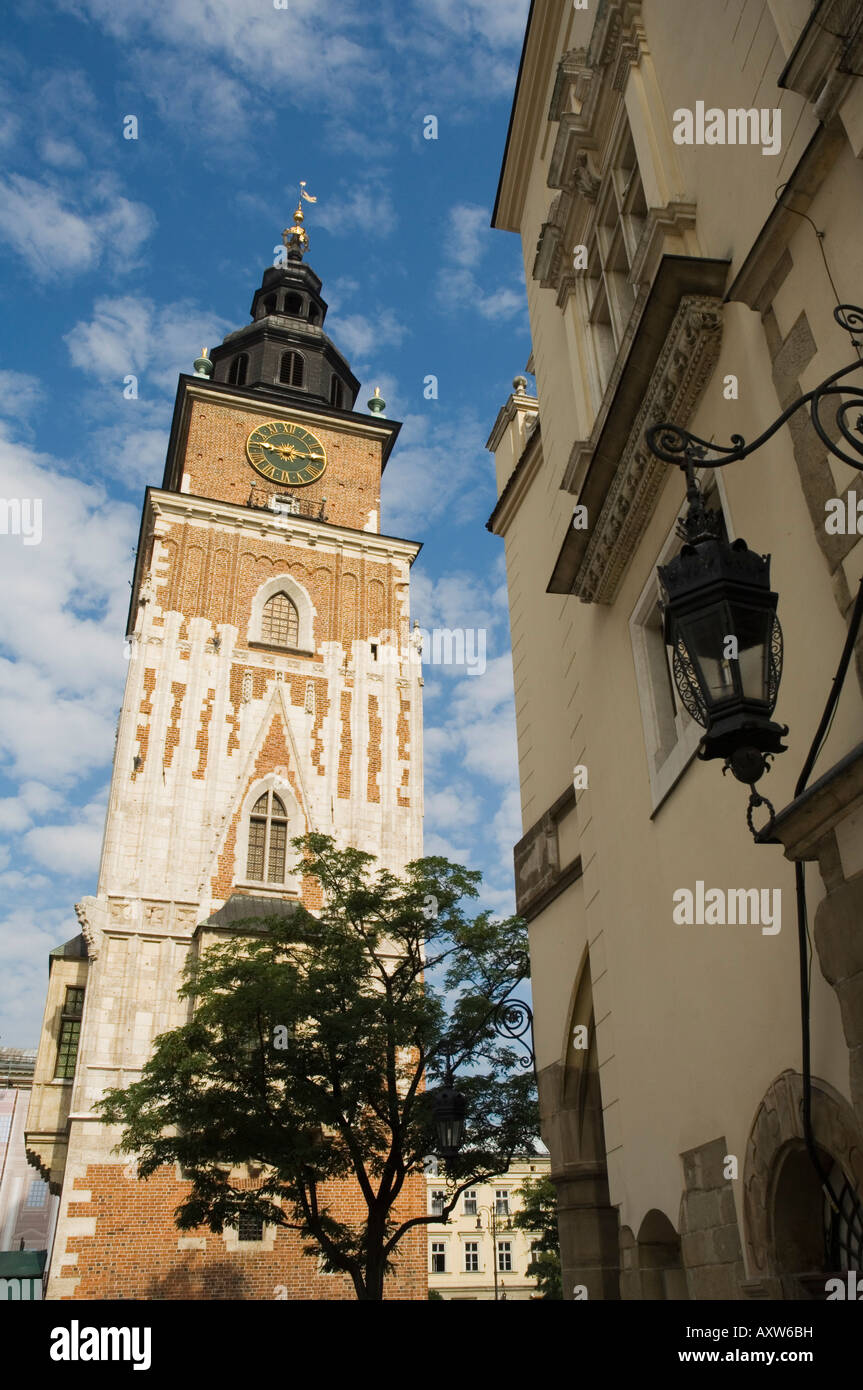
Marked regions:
[245,420,327,486]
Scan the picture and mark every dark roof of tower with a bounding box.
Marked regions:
[208,253,360,410]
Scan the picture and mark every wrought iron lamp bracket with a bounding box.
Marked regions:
[646,304,863,476]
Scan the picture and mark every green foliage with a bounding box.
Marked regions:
[98,834,537,1300]
[512,1174,562,1300]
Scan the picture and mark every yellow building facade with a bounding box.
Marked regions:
[488,0,863,1299]
[426,1157,550,1300]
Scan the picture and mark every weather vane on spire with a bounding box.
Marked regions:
[282,181,318,261]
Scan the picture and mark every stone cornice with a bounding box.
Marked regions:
[486,423,544,538]
[145,488,422,563]
[493,1,573,233]
[485,390,539,453]
[567,296,723,602]
[547,256,729,601]
[779,0,863,108]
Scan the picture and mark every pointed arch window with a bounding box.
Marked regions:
[228,354,249,386]
[261,591,299,647]
[279,351,305,387]
[247,790,289,883]
[330,376,344,409]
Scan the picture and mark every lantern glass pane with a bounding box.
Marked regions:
[683,609,737,707]
[731,605,772,702]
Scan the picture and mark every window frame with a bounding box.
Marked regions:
[463,1240,480,1273]
[54,985,85,1080]
[246,788,290,885]
[260,590,300,649]
[629,469,733,812]
[496,1239,513,1273]
[430,1241,447,1274]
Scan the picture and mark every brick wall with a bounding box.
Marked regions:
[62,1165,427,1300]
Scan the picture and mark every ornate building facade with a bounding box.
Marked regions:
[488,0,863,1298]
[25,213,427,1299]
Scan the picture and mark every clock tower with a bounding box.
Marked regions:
[26,209,427,1300]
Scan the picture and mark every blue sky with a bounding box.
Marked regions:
[0,0,533,1044]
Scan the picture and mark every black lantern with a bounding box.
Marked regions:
[658,492,787,785]
[431,1067,466,1160]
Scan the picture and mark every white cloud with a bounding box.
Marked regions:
[40,136,86,169]
[326,309,407,367]
[65,294,232,394]
[24,795,107,878]
[0,424,137,779]
[315,185,397,240]
[382,409,496,536]
[0,373,44,422]
[0,174,155,278]
[426,0,530,48]
[448,204,488,268]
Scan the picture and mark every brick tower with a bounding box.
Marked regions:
[26,211,427,1299]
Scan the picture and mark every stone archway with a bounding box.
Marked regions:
[743,1070,863,1297]
[620,1209,689,1300]
[541,950,620,1300]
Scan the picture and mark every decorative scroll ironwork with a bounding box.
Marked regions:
[768,615,783,712]
[646,303,863,474]
[491,997,535,1072]
[826,1171,863,1272]
[671,637,707,727]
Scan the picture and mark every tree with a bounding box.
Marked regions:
[98,834,537,1300]
[513,1174,562,1299]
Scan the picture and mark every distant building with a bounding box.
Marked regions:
[426,1156,551,1300]
[0,1049,58,1260]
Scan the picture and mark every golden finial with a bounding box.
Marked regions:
[282,182,317,261]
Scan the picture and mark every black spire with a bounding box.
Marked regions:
[209,212,359,411]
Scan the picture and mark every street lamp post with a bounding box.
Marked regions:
[475,1201,510,1301]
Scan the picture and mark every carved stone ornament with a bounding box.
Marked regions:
[573,294,724,603]
[75,895,109,960]
[572,150,601,202]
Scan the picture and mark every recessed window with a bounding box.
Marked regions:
[497,1240,513,1273]
[431,1189,446,1217]
[463,1189,477,1217]
[237,1213,264,1242]
[431,1241,446,1273]
[308,304,320,325]
[228,354,249,386]
[247,790,289,884]
[582,119,647,398]
[330,377,344,409]
[283,293,302,315]
[54,986,84,1079]
[279,351,305,387]
[261,591,299,648]
[495,1189,510,1218]
[464,1241,479,1272]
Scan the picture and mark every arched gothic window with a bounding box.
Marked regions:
[247,790,289,883]
[228,354,248,386]
[279,351,304,387]
[261,591,299,647]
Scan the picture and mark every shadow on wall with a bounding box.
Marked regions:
[144,1259,248,1300]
